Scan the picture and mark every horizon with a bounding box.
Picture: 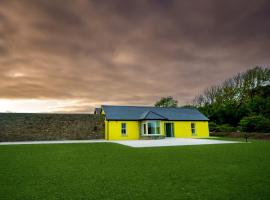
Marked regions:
[0,102,199,114]
[1,0,270,113]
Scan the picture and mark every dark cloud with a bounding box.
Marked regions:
[0,0,269,112]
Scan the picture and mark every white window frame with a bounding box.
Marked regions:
[141,120,161,135]
[121,123,127,136]
[191,122,196,136]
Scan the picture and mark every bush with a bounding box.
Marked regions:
[209,122,219,132]
[240,115,270,133]
[217,124,237,132]
[209,122,237,132]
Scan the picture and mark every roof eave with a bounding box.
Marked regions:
[105,118,209,121]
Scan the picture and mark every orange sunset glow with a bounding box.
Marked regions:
[0,0,270,113]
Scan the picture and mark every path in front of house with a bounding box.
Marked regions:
[0,138,241,147]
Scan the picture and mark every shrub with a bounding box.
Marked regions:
[217,124,237,132]
[209,122,219,132]
[240,115,270,133]
[209,122,237,132]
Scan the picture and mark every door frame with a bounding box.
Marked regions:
[164,122,174,137]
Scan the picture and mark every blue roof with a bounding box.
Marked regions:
[101,105,209,121]
[139,110,168,120]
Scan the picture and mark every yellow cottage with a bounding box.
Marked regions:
[100,105,209,140]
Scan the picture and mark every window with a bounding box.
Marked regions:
[156,122,160,134]
[191,123,196,136]
[141,121,160,135]
[143,123,147,135]
[147,122,154,134]
[121,123,127,136]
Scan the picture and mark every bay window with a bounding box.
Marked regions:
[141,121,161,135]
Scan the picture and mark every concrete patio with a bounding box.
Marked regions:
[112,138,240,148]
[0,138,241,147]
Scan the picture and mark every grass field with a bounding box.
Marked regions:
[0,139,270,200]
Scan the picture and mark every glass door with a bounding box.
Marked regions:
[165,123,174,137]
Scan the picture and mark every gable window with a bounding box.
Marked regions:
[191,123,196,136]
[121,123,127,136]
[141,121,160,135]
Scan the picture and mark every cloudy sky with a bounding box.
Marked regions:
[0,0,269,113]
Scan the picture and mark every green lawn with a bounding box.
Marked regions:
[0,139,270,200]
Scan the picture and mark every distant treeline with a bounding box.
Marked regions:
[192,66,270,133]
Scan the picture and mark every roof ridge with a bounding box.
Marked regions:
[140,110,167,120]
[146,110,167,119]
[139,110,150,119]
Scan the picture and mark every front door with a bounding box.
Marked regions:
[165,123,174,137]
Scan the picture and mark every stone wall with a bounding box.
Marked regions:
[0,113,105,142]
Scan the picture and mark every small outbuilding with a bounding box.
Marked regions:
[94,107,101,115]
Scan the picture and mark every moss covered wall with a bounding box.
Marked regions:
[0,113,104,142]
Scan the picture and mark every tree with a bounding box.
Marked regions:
[193,66,270,106]
[190,66,270,133]
[155,96,178,108]
[240,116,270,133]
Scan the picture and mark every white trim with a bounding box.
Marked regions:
[191,122,197,136]
[121,122,127,136]
[141,134,163,136]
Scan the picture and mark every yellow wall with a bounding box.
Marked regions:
[106,120,209,140]
[172,121,209,138]
[160,121,209,138]
[105,120,140,140]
